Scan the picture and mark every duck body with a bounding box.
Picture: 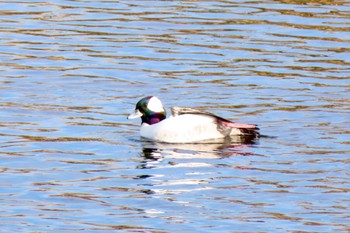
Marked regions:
[140,114,230,143]
[128,96,259,143]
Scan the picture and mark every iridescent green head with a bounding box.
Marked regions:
[127,96,166,125]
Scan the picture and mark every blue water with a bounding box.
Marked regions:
[0,0,349,232]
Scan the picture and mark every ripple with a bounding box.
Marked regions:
[1,0,349,232]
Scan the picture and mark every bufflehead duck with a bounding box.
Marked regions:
[128,96,259,143]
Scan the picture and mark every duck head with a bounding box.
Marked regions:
[128,96,166,125]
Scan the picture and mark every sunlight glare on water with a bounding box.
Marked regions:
[0,0,349,232]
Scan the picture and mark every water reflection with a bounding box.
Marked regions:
[1,0,349,232]
[141,136,258,158]
[136,137,259,174]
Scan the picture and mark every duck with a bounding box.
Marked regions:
[127,96,259,143]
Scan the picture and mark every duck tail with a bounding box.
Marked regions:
[218,119,260,137]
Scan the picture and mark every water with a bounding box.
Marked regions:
[1,0,349,232]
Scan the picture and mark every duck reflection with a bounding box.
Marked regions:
[133,137,258,199]
[139,135,258,164]
[136,147,163,169]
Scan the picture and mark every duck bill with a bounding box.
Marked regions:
[127,109,143,119]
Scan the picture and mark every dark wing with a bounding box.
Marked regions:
[171,106,218,117]
[171,106,259,137]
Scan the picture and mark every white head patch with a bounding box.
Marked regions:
[147,96,164,112]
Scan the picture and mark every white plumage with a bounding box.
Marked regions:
[128,96,259,143]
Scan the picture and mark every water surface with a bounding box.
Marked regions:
[0,0,349,232]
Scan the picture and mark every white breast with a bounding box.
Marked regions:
[139,114,225,143]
